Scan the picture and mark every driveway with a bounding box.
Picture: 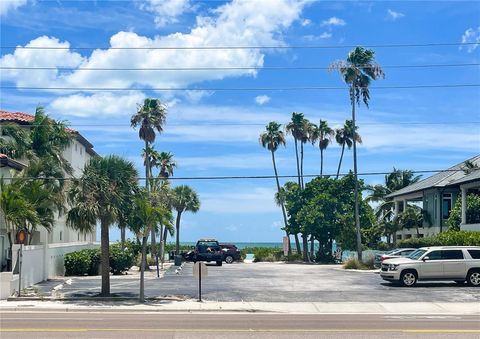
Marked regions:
[33,262,480,302]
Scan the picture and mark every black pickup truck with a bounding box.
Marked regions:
[184,239,223,266]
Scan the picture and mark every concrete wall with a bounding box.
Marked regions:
[1,241,99,299]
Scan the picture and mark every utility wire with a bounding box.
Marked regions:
[1,169,472,181]
[1,63,479,71]
[3,121,480,128]
[2,84,480,91]
[1,42,478,50]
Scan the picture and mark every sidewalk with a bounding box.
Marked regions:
[1,299,479,315]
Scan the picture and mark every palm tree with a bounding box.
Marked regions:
[171,185,200,255]
[158,152,177,179]
[310,120,334,177]
[330,46,384,262]
[285,112,305,188]
[366,168,421,244]
[299,118,313,190]
[260,122,292,255]
[129,191,172,302]
[131,98,168,251]
[335,120,362,179]
[67,155,138,296]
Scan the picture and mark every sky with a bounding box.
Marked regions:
[1,0,479,243]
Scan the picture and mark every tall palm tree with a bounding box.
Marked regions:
[131,98,168,251]
[330,47,384,261]
[67,155,138,296]
[129,191,172,302]
[158,152,177,179]
[299,118,313,190]
[171,185,200,255]
[366,168,421,243]
[285,112,305,188]
[310,120,334,177]
[335,120,362,179]
[260,122,292,255]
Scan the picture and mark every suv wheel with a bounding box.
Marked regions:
[225,255,234,264]
[467,270,480,287]
[400,270,417,287]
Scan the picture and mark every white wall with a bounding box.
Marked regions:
[1,241,99,299]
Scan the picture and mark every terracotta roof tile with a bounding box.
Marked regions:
[0,110,34,123]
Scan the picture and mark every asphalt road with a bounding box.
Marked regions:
[1,311,479,338]
[35,262,480,303]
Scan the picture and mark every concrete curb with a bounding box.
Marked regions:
[7,296,186,302]
[1,301,479,315]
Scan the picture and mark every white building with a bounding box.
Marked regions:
[0,110,98,298]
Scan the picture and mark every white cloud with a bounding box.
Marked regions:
[49,91,146,118]
[387,9,405,21]
[140,0,192,27]
[255,95,271,105]
[0,0,27,16]
[460,26,480,52]
[1,0,307,116]
[319,32,332,39]
[301,18,311,26]
[0,36,84,87]
[321,16,346,27]
[176,154,287,170]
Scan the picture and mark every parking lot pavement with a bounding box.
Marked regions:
[33,262,480,302]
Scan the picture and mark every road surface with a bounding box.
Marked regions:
[1,311,479,338]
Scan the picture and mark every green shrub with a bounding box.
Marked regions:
[240,247,284,262]
[285,253,303,261]
[109,243,134,275]
[65,250,91,276]
[84,248,101,276]
[397,230,480,248]
[447,195,480,231]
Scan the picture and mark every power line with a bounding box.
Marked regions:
[1,169,472,181]
[1,42,478,50]
[2,84,480,91]
[1,63,479,71]
[3,121,480,128]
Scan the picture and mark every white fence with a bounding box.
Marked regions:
[1,242,98,299]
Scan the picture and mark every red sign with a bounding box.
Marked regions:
[16,229,27,245]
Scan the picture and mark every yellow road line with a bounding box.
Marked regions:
[2,328,480,333]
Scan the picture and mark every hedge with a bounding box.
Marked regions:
[240,247,284,262]
[64,243,135,276]
[397,230,480,248]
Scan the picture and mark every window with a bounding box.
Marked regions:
[84,233,87,241]
[442,193,452,219]
[442,250,463,260]
[80,147,83,155]
[396,234,402,240]
[75,144,77,151]
[400,250,415,256]
[467,250,480,259]
[405,234,412,239]
[59,231,62,241]
[426,250,442,260]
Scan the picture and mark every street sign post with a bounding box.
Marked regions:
[16,229,27,297]
[193,262,208,302]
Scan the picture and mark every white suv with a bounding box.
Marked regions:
[380,246,480,287]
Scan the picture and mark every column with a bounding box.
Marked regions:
[461,186,467,225]
[394,200,400,217]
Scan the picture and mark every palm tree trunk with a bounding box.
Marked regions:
[293,233,301,254]
[175,210,182,255]
[351,86,362,263]
[294,138,301,187]
[120,226,126,247]
[336,144,345,179]
[144,140,157,256]
[100,219,110,297]
[139,235,147,302]
[320,148,324,177]
[159,223,164,268]
[271,151,292,256]
[300,142,304,189]
[302,234,309,262]
[310,236,315,260]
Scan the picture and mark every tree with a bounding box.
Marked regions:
[259,122,292,255]
[171,185,200,255]
[335,120,362,179]
[131,98,168,251]
[365,168,421,243]
[330,46,384,262]
[67,155,138,296]
[285,112,305,188]
[447,194,480,231]
[310,120,334,177]
[129,191,172,302]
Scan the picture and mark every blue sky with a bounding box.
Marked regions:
[1,0,479,243]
